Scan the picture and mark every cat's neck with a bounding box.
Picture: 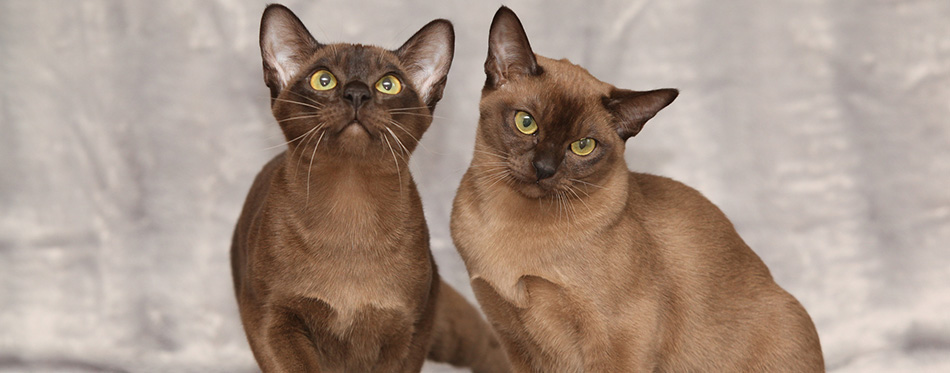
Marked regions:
[280,150,410,196]
[273,150,415,243]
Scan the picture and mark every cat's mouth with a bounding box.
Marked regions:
[342,120,367,132]
[337,120,375,138]
[504,168,560,199]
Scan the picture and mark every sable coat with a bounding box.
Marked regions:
[231,5,508,372]
[450,6,824,372]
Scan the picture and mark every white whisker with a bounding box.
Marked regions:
[559,191,574,223]
[567,185,593,215]
[387,106,431,112]
[285,90,324,107]
[292,123,325,180]
[570,178,605,190]
[305,130,326,204]
[471,148,509,160]
[387,119,420,144]
[482,169,512,190]
[384,127,410,158]
[273,97,323,111]
[564,189,579,223]
[383,134,403,195]
[559,192,566,221]
[262,121,320,151]
[469,163,511,169]
[390,111,447,120]
[388,118,438,155]
[275,113,322,124]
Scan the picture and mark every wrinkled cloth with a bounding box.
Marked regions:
[1,1,948,371]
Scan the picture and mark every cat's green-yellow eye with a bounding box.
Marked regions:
[571,138,596,156]
[310,70,337,91]
[375,75,402,95]
[514,111,537,135]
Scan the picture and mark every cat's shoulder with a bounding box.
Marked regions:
[247,151,287,187]
[240,151,288,217]
[629,171,702,200]
[628,171,727,218]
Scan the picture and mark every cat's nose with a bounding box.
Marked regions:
[343,81,372,109]
[533,157,558,180]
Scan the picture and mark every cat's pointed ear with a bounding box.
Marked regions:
[603,88,679,140]
[259,4,321,100]
[485,6,541,88]
[396,19,455,112]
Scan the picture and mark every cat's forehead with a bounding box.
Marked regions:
[307,43,402,77]
[493,56,612,119]
[536,56,613,96]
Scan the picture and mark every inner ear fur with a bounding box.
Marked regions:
[485,6,542,89]
[603,88,679,140]
[396,19,455,113]
[259,4,321,102]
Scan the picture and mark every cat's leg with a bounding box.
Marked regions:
[428,280,512,373]
[363,308,420,373]
[254,307,323,372]
[469,278,540,372]
[236,301,271,371]
[364,276,438,373]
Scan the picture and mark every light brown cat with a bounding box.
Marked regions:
[231,5,508,372]
[450,6,824,372]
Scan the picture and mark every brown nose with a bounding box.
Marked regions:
[533,156,558,180]
[343,81,371,109]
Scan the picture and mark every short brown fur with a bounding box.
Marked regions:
[451,7,824,372]
[232,5,508,372]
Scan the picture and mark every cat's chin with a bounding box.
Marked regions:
[512,184,546,199]
[331,121,374,148]
[340,121,370,137]
[508,179,560,200]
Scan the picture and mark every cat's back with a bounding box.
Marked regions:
[631,172,738,236]
[231,151,285,292]
[629,171,778,294]
[630,171,824,371]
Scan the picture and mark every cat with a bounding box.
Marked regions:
[231,5,509,372]
[450,6,824,372]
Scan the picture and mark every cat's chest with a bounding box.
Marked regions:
[453,195,611,304]
[473,275,595,371]
[257,197,428,315]
[282,250,425,320]
[291,295,417,371]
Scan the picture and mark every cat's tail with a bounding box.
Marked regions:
[428,280,511,373]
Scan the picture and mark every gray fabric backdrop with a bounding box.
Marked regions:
[2,0,948,371]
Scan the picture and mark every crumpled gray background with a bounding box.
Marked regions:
[2,0,948,372]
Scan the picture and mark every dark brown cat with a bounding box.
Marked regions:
[450,7,824,372]
[231,5,508,372]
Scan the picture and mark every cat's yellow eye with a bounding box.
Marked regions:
[375,75,402,95]
[571,138,596,156]
[310,70,337,91]
[514,111,537,135]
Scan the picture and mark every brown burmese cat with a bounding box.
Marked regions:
[231,5,508,372]
[450,7,824,372]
